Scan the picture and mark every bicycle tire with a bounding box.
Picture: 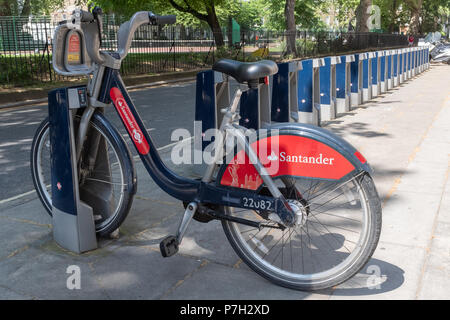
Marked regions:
[30,112,136,236]
[221,173,382,291]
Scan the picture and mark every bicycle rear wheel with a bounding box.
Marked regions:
[30,113,136,236]
[221,173,381,291]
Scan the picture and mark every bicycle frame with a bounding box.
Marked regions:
[86,66,294,220]
[41,8,382,286]
[55,9,361,226]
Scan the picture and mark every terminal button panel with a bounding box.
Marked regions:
[68,86,88,109]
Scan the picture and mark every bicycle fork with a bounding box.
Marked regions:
[201,86,297,225]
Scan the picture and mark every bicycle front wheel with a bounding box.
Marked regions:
[30,113,136,236]
[222,173,382,291]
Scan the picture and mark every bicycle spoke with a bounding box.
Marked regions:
[34,118,127,232]
[271,228,295,266]
[307,216,352,253]
[84,177,127,187]
[306,173,364,207]
[309,205,361,222]
[308,219,360,236]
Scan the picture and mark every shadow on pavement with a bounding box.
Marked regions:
[327,121,391,138]
[327,257,405,296]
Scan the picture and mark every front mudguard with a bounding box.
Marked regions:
[217,122,373,191]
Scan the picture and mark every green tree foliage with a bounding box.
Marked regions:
[232,0,266,30]
[165,0,225,46]
[373,0,404,32]
[331,0,359,30]
[330,0,450,34]
[0,0,64,15]
[93,0,155,18]
[373,0,450,34]
[94,0,228,46]
[261,0,327,31]
[0,0,16,15]
[72,0,450,35]
[418,0,450,34]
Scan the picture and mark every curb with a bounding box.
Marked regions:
[0,76,196,110]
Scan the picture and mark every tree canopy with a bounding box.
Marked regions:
[1,0,448,36]
[89,0,449,34]
[0,0,65,15]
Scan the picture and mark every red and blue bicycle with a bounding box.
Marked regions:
[31,9,381,290]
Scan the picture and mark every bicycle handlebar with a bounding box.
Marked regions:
[117,11,176,60]
[149,13,176,26]
[79,10,94,22]
[63,9,176,69]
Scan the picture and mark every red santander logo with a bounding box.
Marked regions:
[110,87,150,155]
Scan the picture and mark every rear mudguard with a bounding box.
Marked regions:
[217,122,372,191]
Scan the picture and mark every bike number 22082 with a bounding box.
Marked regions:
[242,197,272,210]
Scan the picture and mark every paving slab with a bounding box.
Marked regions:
[160,261,328,300]
[0,217,51,261]
[412,141,450,165]
[90,244,203,299]
[438,188,450,224]
[417,221,450,300]
[380,191,441,248]
[0,197,52,227]
[395,160,448,196]
[0,247,110,299]
[330,242,423,300]
[135,214,246,269]
[119,196,181,237]
[0,285,34,300]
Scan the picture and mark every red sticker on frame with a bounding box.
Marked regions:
[110,87,150,155]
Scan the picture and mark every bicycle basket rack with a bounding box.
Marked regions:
[52,21,95,76]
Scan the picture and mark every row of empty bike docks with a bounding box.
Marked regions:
[195,46,430,141]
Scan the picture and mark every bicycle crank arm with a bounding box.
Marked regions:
[204,208,285,231]
[176,202,197,243]
[160,202,197,258]
[159,203,284,258]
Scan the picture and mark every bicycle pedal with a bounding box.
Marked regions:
[159,235,179,257]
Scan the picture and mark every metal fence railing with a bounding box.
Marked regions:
[250,30,416,58]
[0,15,418,86]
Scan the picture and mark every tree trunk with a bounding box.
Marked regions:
[284,0,296,56]
[404,0,423,35]
[227,16,233,48]
[356,0,372,32]
[205,5,224,47]
[409,8,421,34]
[388,0,398,33]
[0,0,14,16]
[21,0,31,16]
[167,0,225,48]
[180,24,187,40]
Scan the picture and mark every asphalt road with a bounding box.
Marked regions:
[0,81,199,201]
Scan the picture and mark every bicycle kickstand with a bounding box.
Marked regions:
[159,202,198,257]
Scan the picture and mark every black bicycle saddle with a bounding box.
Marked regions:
[212,59,278,84]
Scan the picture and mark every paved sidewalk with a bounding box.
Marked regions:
[0,64,449,299]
